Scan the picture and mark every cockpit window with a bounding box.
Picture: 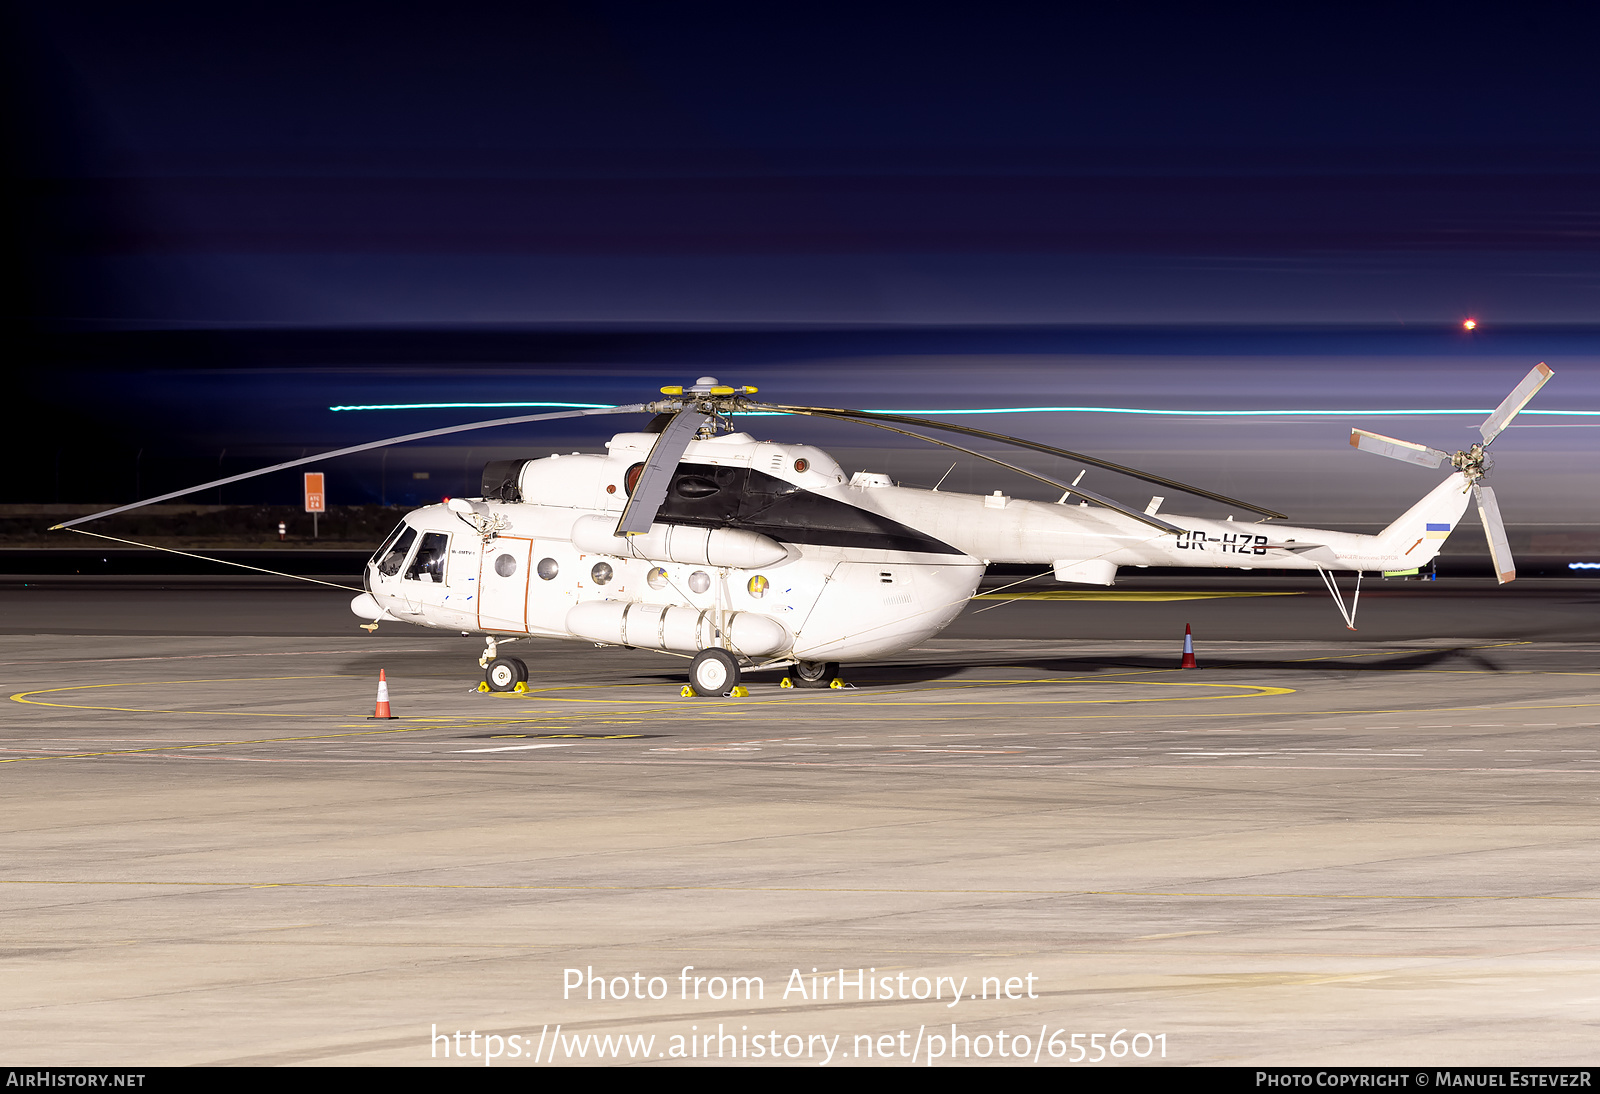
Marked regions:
[404,532,450,583]
[377,525,417,577]
[373,522,407,563]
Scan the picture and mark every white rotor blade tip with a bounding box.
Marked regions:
[1479,362,1554,446]
[1473,483,1516,584]
[1349,429,1448,469]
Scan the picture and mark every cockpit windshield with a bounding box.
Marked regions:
[375,524,417,577]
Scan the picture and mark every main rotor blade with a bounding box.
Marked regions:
[754,403,1286,519]
[1349,429,1451,469]
[759,406,1183,534]
[614,409,710,535]
[55,404,649,530]
[1480,362,1553,446]
[1473,482,1516,584]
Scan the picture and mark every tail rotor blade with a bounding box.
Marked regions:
[1349,429,1450,469]
[1479,362,1554,446]
[1473,482,1516,584]
[614,409,710,535]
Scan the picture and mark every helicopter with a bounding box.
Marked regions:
[55,365,1552,698]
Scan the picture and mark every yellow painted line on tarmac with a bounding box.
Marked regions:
[1,677,655,762]
[788,680,1298,706]
[7,677,639,728]
[10,662,1597,742]
[9,676,358,717]
[0,878,1592,901]
[973,590,1303,602]
[518,675,1296,706]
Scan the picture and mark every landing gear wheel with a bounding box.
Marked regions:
[688,649,740,697]
[788,660,839,689]
[485,657,528,692]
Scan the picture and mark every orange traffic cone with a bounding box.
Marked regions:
[1179,624,1198,669]
[369,669,397,719]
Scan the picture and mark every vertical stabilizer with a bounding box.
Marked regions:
[1373,472,1474,568]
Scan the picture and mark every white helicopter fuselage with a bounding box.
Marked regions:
[851,470,1477,580]
[357,430,985,664]
[354,429,1477,666]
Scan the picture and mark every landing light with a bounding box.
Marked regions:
[1463,319,1477,330]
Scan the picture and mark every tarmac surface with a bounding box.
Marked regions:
[4,579,1600,1066]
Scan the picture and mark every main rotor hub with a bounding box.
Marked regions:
[1451,443,1489,482]
[650,379,760,422]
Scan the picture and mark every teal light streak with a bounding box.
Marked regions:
[328,401,1599,418]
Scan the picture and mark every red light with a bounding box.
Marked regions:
[1463,319,1477,330]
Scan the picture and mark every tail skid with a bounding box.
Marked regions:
[1310,473,1471,630]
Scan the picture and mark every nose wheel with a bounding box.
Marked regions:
[485,657,528,692]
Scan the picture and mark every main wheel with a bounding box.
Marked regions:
[485,656,528,692]
[788,660,839,689]
[688,648,740,697]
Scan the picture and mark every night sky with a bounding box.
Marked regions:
[6,3,1598,537]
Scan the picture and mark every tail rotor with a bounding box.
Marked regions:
[1348,363,1553,584]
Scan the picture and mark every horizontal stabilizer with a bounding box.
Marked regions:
[1268,542,1339,565]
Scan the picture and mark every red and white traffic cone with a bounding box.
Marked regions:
[1179,624,1198,669]
[369,669,396,719]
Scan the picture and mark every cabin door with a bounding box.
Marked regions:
[478,537,533,632]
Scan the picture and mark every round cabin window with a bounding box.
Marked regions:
[494,553,517,577]
[688,571,711,594]
[590,562,614,585]
[536,557,559,581]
